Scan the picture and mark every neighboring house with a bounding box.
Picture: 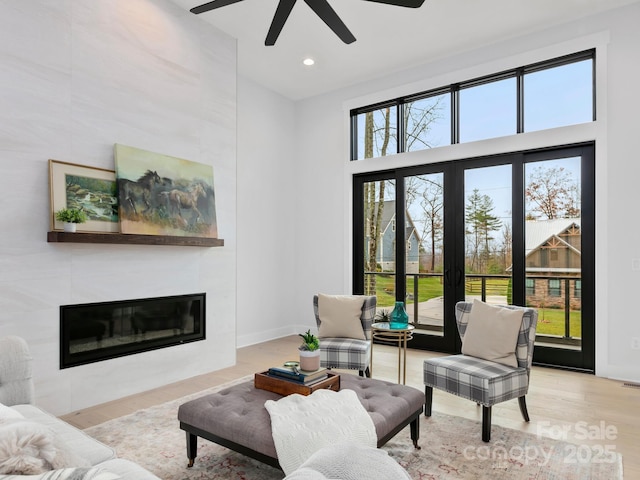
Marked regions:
[367,201,421,274]
[510,218,581,309]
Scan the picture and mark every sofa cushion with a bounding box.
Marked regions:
[0,402,24,420]
[98,459,161,480]
[11,405,115,466]
[284,443,411,480]
[0,467,120,479]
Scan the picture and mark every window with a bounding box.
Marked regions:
[526,278,536,296]
[524,59,593,132]
[405,92,451,151]
[460,77,516,143]
[550,249,559,261]
[353,104,398,160]
[351,50,594,161]
[548,278,561,297]
[575,279,582,299]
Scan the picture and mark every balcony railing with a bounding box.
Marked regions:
[364,272,582,345]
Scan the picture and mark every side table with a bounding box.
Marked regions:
[371,322,415,384]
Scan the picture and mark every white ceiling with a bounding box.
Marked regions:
[169,0,638,100]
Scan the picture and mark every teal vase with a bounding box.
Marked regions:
[390,301,409,328]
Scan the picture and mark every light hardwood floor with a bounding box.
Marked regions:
[61,336,639,477]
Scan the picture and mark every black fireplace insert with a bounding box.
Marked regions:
[60,293,205,368]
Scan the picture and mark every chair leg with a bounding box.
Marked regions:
[482,406,492,442]
[424,386,433,417]
[518,396,530,422]
[364,366,370,378]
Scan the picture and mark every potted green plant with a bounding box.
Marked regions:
[55,208,88,233]
[298,329,320,371]
[375,309,391,323]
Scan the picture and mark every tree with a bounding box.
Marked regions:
[362,101,444,293]
[414,176,443,272]
[465,189,501,272]
[363,109,393,295]
[404,96,446,152]
[525,166,581,219]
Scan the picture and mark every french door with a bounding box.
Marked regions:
[353,143,595,371]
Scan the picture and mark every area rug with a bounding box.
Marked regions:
[84,377,623,480]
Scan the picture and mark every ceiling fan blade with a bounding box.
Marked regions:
[190,0,246,15]
[265,0,297,46]
[304,0,356,44]
[363,0,425,7]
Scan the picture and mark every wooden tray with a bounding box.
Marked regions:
[254,371,340,396]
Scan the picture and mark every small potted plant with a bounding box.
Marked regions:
[55,208,88,233]
[375,309,391,323]
[298,329,320,371]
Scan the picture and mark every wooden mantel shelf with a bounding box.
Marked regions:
[47,231,224,247]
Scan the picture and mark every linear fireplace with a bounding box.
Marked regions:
[60,293,205,369]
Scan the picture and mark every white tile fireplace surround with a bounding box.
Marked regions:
[0,0,237,416]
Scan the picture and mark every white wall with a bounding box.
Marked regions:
[0,0,237,415]
[291,2,640,383]
[236,76,301,346]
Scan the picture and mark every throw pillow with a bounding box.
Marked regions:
[0,402,24,420]
[461,299,523,368]
[0,418,90,475]
[317,294,365,340]
[0,419,57,474]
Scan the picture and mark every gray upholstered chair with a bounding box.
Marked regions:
[423,301,538,442]
[313,294,376,377]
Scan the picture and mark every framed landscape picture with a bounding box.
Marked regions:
[49,159,119,233]
[114,144,218,238]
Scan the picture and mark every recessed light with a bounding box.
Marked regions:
[303,58,315,66]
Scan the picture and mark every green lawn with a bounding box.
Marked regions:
[368,273,581,338]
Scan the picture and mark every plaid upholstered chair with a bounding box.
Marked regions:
[313,294,377,377]
[423,300,538,442]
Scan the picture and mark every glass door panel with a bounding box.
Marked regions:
[362,179,396,307]
[404,173,445,337]
[464,164,512,306]
[524,157,582,351]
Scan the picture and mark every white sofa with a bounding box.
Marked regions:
[0,336,159,480]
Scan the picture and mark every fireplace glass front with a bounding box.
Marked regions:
[60,293,205,368]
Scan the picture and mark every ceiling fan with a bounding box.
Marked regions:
[190,0,426,46]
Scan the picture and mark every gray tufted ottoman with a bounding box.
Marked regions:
[177,374,425,470]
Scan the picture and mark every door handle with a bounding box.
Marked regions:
[445,269,451,287]
[456,269,463,286]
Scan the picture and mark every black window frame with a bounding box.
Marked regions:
[350,49,595,161]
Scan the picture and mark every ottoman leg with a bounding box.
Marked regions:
[410,416,421,449]
[186,432,198,467]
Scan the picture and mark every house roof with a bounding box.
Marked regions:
[377,200,420,242]
[525,218,581,255]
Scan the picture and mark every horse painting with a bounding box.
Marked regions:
[118,170,162,216]
[160,183,207,225]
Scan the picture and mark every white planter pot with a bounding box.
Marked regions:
[299,349,321,371]
[63,222,77,233]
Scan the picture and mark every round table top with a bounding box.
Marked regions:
[371,322,415,332]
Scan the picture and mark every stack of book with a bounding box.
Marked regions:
[267,366,329,385]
